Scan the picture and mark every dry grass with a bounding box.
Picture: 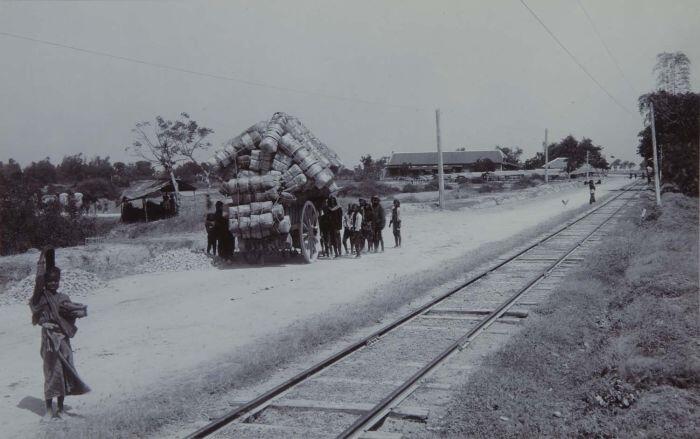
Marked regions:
[44,191,626,438]
[435,192,699,438]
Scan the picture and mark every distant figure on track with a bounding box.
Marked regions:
[589,180,596,204]
[361,199,375,252]
[29,248,90,420]
[371,196,386,252]
[351,204,364,258]
[214,201,234,259]
[389,199,402,247]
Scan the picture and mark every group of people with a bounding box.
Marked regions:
[205,201,234,258]
[319,195,402,259]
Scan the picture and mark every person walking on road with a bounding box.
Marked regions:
[589,180,596,204]
[389,199,402,247]
[371,196,385,252]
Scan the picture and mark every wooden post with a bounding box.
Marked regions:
[650,102,662,206]
[435,109,445,209]
[543,128,549,183]
[142,198,149,222]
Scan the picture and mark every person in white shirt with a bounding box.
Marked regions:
[350,204,364,258]
[342,204,353,255]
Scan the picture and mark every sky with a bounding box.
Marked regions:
[0,0,698,168]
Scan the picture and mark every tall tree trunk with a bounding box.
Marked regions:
[169,169,181,206]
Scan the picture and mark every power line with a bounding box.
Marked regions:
[518,0,636,117]
[575,0,638,97]
[0,30,428,113]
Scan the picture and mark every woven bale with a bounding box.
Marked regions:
[236,155,251,168]
[327,182,340,194]
[314,168,334,189]
[239,216,251,230]
[298,155,318,172]
[271,204,285,221]
[279,134,304,157]
[214,150,233,168]
[260,123,284,153]
[276,216,291,234]
[260,212,274,229]
[292,146,310,163]
[241,131,261,150]
[306,162,324,179]
[223,178,238,194]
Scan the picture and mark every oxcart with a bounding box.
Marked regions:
[236,194,323,265]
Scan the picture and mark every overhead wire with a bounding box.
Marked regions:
[518,0,636,117]
[574,0,639,97]
[0,30,428,113]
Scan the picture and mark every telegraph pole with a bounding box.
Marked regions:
[435,109,445,209]
[543,128,549,183]
[650,102,662,206]
[586,150,590,181]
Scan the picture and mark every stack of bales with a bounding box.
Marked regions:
[208,112,343,249]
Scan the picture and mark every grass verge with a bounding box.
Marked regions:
[435,191,699,438]
[45,188,632,438]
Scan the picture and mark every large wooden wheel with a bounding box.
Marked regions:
[298,201,320,263]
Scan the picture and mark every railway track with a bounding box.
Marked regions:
[186,183,641,439]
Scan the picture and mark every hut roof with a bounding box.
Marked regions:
[119,179,196,203]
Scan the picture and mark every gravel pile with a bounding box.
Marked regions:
[137,248,213,274]
[1,269,106,306]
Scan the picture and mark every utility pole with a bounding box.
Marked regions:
[543,128,549,183]
[650,102,662,206]
[586,150,590,181]
[435,109,445,209]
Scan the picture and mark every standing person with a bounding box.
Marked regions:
[327,196,343,258]
[318,199,331,258]
[589,180,596,204]
[29,249,90,419]
[370,196,386,252]
[351,204,364,258]
[214,201,234,259]
[389,199,402,247]
[342,203,353,255]
[360,199,374,252]
[205,213,217,256]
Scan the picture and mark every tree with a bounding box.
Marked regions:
[127,113,213,200]
[84,156,113,180]
[495,146,523,167]
[523,152,545,170]
[174,161,204,182]
[611,158,622,170]
[546,135,608,172]
[472,158,496,172]
[654,52,691,95]
[637,90,699,194]
[354,155,387,180]
[24,157,57,186]
[57,154,86,183]
[75,178,120,203]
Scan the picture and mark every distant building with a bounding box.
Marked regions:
[386,150,512,177]
[541,157,568,171]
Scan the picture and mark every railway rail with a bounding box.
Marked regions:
[186,183,641,439]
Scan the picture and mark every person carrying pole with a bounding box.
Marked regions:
[29,248,90,420]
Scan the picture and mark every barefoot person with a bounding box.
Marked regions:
[389,199,402,247]
[589,180,596,204]
[370,196,385,252]
[29,249,90,419]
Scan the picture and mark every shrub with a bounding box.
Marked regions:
[478,182,504,193]
[512,175,541,189]
[425,180,454,191]
[402,183,420,193]
[337,180,400,198]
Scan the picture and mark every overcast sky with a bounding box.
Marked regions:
[1,0,698,168]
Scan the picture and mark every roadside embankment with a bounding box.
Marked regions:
[436,191,699,438]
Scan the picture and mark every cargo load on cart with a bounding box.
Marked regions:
[208,112,344,263]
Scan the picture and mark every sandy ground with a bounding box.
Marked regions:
[0,177,629,438]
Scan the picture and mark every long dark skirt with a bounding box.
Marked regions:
[41,330,90,399]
